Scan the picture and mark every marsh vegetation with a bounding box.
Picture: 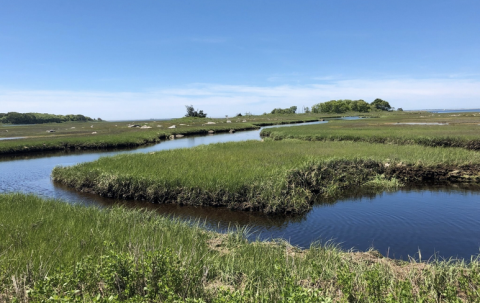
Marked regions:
[3,111,480,302]
[2,193,479,302]
[52,139,480,214]
[0,113,339,155]
[261,114,480,150]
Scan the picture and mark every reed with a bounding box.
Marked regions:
[52,140,480,214]
[1,193,479,302]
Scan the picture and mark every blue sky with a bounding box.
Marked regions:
[1,0,479,119]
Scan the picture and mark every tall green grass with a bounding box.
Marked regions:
[52,140,480,214]
[261,119,480,150]
[1,193,479,302]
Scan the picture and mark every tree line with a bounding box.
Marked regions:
[266,99,396,115]
[310,98,393,114]
[0,112,95,124]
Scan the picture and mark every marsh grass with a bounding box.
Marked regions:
[1,193,479,302]
[0,122,258,155]
[2,111,462,155]
[363,174,404,190]
[261,117,480,150]
[0,113,335,155]
[52,140,480,214]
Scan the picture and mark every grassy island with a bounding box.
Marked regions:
[52,139,480,214]
[261,113,480,150]
[1,193,479,302]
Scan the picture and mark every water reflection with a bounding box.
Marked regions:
[53,181,480,261]
[1,118,480,260]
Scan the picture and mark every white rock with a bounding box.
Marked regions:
[168,125,176,129]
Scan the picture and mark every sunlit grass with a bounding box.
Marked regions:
[262,118,480,150]
[1,193,479,302]
[52,140,480,214]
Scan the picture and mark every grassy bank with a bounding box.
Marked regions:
[1,193,479,302]
[52,140,480,214]
[261,114,480,150]
[0,114,339,155]
[0,122,258,155]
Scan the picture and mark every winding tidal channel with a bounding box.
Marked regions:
[1,121,480,261]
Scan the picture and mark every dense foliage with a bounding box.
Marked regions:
[185,105,207,118]
[0,112,94,124]
[311,99,392,113]
[271,106,297,114]
[371,98,392,111]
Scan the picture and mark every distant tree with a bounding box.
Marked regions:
[97,117,103,121]
[370,98,392,111]
[185,105,207,118]
[312,99,373,113]
[0,112,93,124]
[397,108,403,111]
[349,100,370,112]
[270,106,298,114]
[236,113,243,117]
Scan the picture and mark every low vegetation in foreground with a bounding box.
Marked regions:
[1,193,479,302]
[52,140,480,214]
[261,113,480,150]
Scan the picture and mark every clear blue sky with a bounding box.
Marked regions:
[1,0,479,119]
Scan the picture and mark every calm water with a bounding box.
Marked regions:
[428,109,480,114]
[0,137,25,141]
[1,120,479,260]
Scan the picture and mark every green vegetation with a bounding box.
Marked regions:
[311,98,391,113]
[0,112,94,124]
[270,106,297,114]
[0,122,258,155]
[185,105,207,118]
[370,98,392,111]
[0,113,347,155]
[2,193,480,302]
[52,139,480,214]
[261,114,480,150]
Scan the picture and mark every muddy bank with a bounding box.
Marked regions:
[383,163,480,182]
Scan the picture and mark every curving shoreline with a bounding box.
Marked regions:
[51,140,480,214]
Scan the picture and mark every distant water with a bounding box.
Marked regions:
[0,137,25,141]
[428,109,480,114]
